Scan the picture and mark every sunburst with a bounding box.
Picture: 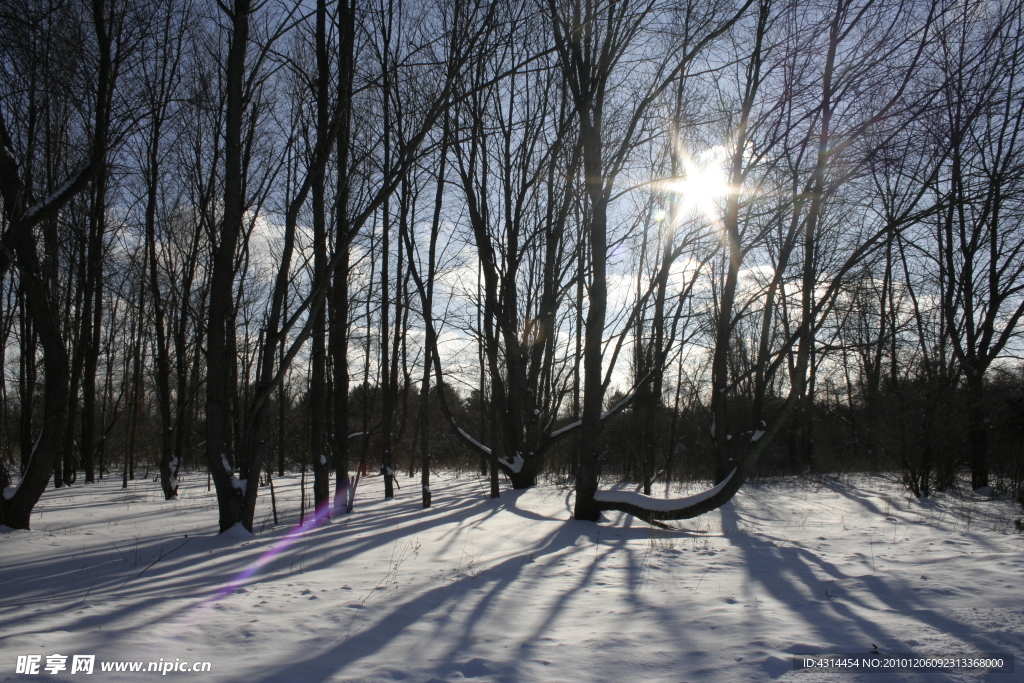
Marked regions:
[655,145,732,224]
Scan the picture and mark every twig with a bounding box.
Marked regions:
[108,540,128,562]
[137,538,189,579]
[868,529,875,572]
[693,563,715,592]
[81,576,98,603]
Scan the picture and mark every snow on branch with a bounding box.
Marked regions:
[20,161,99,229]
[549,419,581,438]
[23,174,81,221]
[550,390,639,438]
[457,426,491,456]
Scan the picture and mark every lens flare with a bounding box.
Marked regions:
[160,480,352,641]
[653,145,732,223]
[211,485,347,604]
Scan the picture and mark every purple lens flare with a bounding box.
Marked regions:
[204,481,350,606]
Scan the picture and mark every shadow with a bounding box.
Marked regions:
[5,473,1019,683]
[719,500,1012,660]
[0,477,515,645]
[245,508,690,683]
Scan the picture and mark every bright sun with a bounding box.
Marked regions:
[656,145,731,223]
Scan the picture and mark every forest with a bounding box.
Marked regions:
[2,0,1024,534]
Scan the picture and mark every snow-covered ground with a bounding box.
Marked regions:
[1,471,1022,682]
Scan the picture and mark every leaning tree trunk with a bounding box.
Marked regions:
[0,0,112,526]
[0,231,70,529]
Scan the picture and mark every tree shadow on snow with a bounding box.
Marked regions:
[244,492,700,683]
[719,501,1011,677]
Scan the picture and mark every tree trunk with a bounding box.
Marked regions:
[145,114,178,500]
[330,0,356,509]
[0,226,70,528]
[310,0,331,510]
[575,120,608,521]
[966,368,988,489]
[81,163,106,484]
[205,0,251,532]
[18,301,36,477]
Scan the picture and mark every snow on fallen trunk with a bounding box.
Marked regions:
[593,468,740,522]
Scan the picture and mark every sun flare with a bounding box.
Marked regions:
[656,145,731,223]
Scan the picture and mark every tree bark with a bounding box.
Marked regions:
[310,0,331,510]
[205,0,251,532]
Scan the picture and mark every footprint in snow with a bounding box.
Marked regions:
[761,655,789,678]
[458,658,498,678]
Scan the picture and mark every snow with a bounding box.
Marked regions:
[457,427,491,455]
[751,429,766,442]
[1,473,1022,682]
[550,400,634,438]
[550,419,582,437]
[23,173,81,222]
[319,454,327,466]
[220,522,256,541]
[594,467,737,511]
[502,453,526,474]
[220,453,246,493]
[5,430,44,499]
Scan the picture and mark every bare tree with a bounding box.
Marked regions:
[932,0,1024,490]
[541,0,753,520]
[0,0,124,528]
